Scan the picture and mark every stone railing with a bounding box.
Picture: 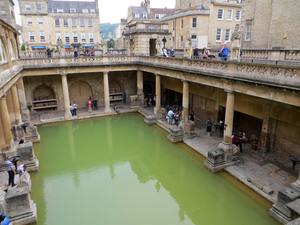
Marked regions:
[241,49,300,61]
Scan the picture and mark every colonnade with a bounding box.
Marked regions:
[0,78,29,150]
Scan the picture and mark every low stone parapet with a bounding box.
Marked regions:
[167,127,184,143]
[144,115,157,125]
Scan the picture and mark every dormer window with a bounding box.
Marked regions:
[134,11,139,18]
[143,12,147,18]
[91,9,95,13]
[52,9,57,13]
[57,9,63,13]
[70,8,76,13]
[82,9,88,13]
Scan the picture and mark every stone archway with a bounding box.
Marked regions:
[32,84,55,101]
[109,80,123,93]
[69,81,93,108]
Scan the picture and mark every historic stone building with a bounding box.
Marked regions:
[19,0,101,50]
[114,19,127,49]
[0,0,16,29]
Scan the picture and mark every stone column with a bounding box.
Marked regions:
[6,89,15,124]
[11,84,21,125]
[214,89,220,123]
[137,70,144,107]
[223,90,235,144]
[0,115,6,150]
[103,71,112,114]
[0,94,13,149]
[182,80,189,122]
[61,74,72,119]
[17,78,30,121]
[260,102,270,152]
[154,74,161,115]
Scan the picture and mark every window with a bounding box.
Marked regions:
[57,9,63,13]
[65,33,70,43]
[25,4,31,11]
[55,19,60,26]
[223,0,229,2]
[52,9,57,13]
[172,21,175,31]
[27,17,32,25]
[38,17,43,24]
[192,35,197,47]
[70,8,76,13]
[91,9,95,13]
[56,33,61,40]
[218,9,224,20]
[192,18,197,28]
[180,19,183,29]
[155,14,159,19]
[143,12,147,18]
[0,38,7,63]
[237,0,242,3]
[216,28,222,42]
[180,36,183,47]
[236,10,241,21]
[29,32,34,41]
[225,29,231,42]
[245,23,251,41]
[80,19,85,27]
[227,9,232,20]
[81,33,86,43]
[89,33,94,43]
[40,32,45,41]
[72,19,76,27]
[36,4,41,12]
[73,33,78,42]
[64,19,68,27]
[88,19,93,27]
[134,12,139,18]
[82,9,88,13]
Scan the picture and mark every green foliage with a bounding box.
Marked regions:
[107,39,115,49]
[100,23,119,39]
[46,47,50,50]
[26,47,30,51]
[21,43,26,51]
[52,48,55,50]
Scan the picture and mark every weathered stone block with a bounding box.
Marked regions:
[218,142,233,163]
[17,142,39,172]
[18,172,32,192]
[263,186,274,195]
[167,127,184,143]
[204,149,226,173]
[180,121,195,139]
[144,115,157,125]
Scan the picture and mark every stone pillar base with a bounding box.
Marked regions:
[25,124,40,143]
[218,142,234,163]
[204,149,226,173]
[144,115,157,125]
[180,121,196,139]
[21,108,30,122]
[18,171,32,192]
[130,95,141,110]
[5,186,37,225]
[167,127,184,143]
[64,113,72,119]
[17,142,39,172]
[154,107,166,119]
[105,107,112,114]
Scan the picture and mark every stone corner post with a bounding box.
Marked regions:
[61,73,72,119]
[103,71,112,114]
[0,94,13,149]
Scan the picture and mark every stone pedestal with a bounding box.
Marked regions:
[5,186,37,225]
[292,173,300,191]
[11,124,40,143]
[18,171,32,191]
[218,142,234,163]
[17,142,39,172]
[204,149,226,172]
[0,191,7,215]
[167,127,184,143]
[130,95,140,110]
[144,115,157,125]
[154,107,166,119]
[180,121,195,139]
[269,187,300,224]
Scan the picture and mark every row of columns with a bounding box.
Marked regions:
[0,77,29,150]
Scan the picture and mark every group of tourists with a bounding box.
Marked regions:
[191,46,211,60]
[146,93,156,107]
[87,97,98,113]
[70,101,77,116]
[162,46,176,58]
[216,43,231,61]
[74,47,95,57]
[232,130,244,153]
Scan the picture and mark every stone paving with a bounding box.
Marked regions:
[2,105,297,206]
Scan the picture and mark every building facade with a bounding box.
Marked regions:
[19,0,101,50]
[0,0,16,29]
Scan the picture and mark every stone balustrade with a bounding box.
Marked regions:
[241,49,300,61]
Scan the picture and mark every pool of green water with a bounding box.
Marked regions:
[31,113,279,225]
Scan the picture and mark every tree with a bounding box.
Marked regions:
[107,39,115,49]
[21,43,26,51]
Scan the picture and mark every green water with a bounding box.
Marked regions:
[31,114,279,225]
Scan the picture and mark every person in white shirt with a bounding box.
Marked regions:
[70,103,74,116]
[16,164,26,174]
[72,101,77,116]
[167,108,174,124]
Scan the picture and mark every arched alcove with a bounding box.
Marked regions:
[69,81,93,108]
[109,80,123,93]
[32,84,57,111]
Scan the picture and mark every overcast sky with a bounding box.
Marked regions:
[13,0,175,25]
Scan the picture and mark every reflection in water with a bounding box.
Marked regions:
[31,114,279,225]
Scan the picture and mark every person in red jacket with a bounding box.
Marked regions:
[87,98,92,113]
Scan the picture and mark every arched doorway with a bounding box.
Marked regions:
[69,81,93,108]
[32,84,56,111]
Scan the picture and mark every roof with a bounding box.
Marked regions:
[130,6,148,18]
[48,0,96,13]
[150,8,174,19]
[180,4,206,12]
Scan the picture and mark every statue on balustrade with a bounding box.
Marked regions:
[184,31,192,58]
[231,24,242,61]
[156,39,162,56]
[57,38,65,57]
[101,39,107,55]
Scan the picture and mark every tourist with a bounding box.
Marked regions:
[148,96,152,107]
[189,111,195,122]
[193,46,199,59]
[153,94,156,106]
[166,104,170,113]
[203,47,209,60]
[217,121,224,138]
[221,43,230,61]
[46,48,53,58]
[237,130,244,153]
[19,137,26,144]
[93,98,98,111]
[74,48,78,57]
[167,108,174,124]
[91,47,95,56]
[169,46,175,57]
[174,111,181,127]
[5,156,16,187]
[113,104,120,113]
[87,98,92,113]
[232,134,242,153]
[0,213,10,225]
[217,45,223,61]
[162,48,168,57]
[72,101,77,116]
[70,103,74,116]
[206,118,212,137]
[16,164,26,174]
